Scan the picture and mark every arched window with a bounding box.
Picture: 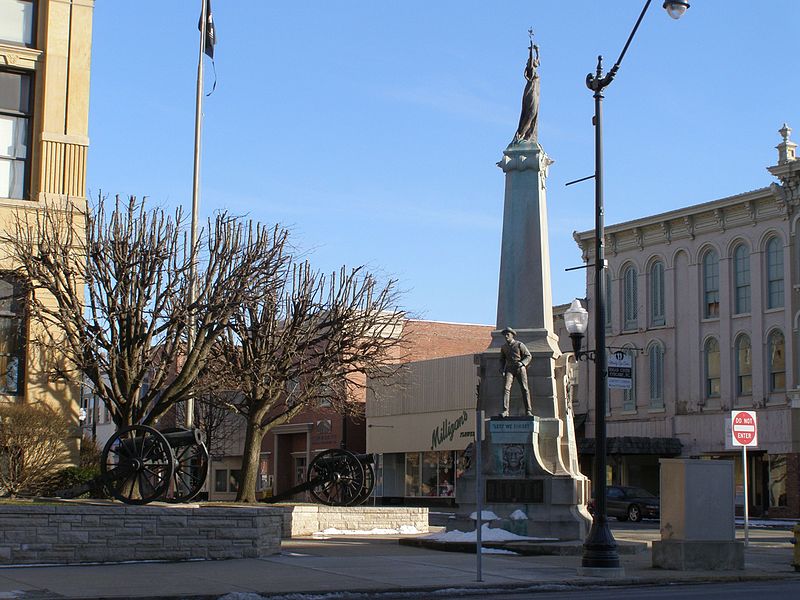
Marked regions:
[703,250,719,318]
[649,261,665,327]
[735,334,752,396]
[0,275,25,395]
[623,265,638,331]
[604,270,612,331]
[622,347,636,412]
[767,238,784,309]
[768,330,786,392]
[704,337,720,399]
[648,342,664,408]
[733,244,750,315]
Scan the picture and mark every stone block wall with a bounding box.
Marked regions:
[278,505,428,537]
[0,504,283,565]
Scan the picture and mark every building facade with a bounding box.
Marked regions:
[572,126,800,517]
[208,319,495,501]
[1,0,93,456]
[366,312,579,506]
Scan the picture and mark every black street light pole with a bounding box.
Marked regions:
[580,0,689,570]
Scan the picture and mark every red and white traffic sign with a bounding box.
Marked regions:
[731,410,758,447]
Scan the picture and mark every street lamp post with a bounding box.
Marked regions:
[565,0,689,570]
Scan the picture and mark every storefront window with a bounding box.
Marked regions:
[769,454,787,508]
[421,452,438,496]
[438,452,455,497]
[404,452,420,496]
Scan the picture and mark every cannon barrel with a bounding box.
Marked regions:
[162,428,203,448]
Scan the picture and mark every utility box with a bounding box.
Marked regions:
[652,458,744,570]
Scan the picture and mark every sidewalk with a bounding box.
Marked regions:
[0,528,796,599]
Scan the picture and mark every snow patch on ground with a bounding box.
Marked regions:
[425,523,557,542]
[311,525,420,538]
[481,547,519,555]
[468,510,499,521]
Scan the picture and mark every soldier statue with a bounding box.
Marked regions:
[500,327,533,417]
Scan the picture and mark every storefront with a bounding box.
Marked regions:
[368,409,478,505]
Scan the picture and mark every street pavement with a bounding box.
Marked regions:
[0,523,796,599]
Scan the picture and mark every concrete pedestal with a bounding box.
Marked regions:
[652,539,744,571]
[652,458,744,570]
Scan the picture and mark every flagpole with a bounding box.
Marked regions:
[186,0,207,428]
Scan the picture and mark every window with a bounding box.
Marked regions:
[213,468,241,493]
[604,270,612,331]
[623,266,638,331]
[704,337,720,399]
[702,250,719,318]
[768,454,787,508]
[735,334,752,396]
[214,469,227,493]
[0,1,34,46]
[404,451,458,498]
[622,347,636,412]
[0,70,32,200]
[648,343,664,408]
[766,238,784,309]
[0,275,24,395]
[649,261,665,326]
[768,330,785,392]
[733,244,750,314]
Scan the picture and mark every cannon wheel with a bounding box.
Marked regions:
[101,425,174,505]
[160,427,210,503]
[352,459,375,506]
[307,449,365,506]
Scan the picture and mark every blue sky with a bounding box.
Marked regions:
[88,1,800,326]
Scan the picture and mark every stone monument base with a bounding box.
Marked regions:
[652,539,744,570]
[453,416,590,541]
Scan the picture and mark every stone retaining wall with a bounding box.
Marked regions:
[278,505,428,537]
[0,504,283,565]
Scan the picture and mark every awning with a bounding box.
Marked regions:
[578,436,682,456]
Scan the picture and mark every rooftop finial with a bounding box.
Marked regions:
[512,30,540,145]
[776,123,797,165]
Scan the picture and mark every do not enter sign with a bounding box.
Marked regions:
[731,410,758,447]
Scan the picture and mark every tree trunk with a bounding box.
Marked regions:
[236,420,265,503]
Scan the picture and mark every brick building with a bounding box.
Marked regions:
[208,319,493,501]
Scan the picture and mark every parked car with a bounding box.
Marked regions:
[587,485,659,522]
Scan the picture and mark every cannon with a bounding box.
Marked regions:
[99,425,209,505]
[262,449,375,507]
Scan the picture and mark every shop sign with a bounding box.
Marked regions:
[430,410,469,450]
[607,352,632,389]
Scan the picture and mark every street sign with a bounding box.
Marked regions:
[607,352,632,389]
[731,410,758,447]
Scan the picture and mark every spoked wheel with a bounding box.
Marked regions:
[101,425,174,505]
[352,460,375,506]
[160,428,210,503]
[307,449,365,506]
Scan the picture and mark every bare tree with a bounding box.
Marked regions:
[213,262,407,503]
[174,387,242,460]
[0,402,71,497]
[0,196,288,429]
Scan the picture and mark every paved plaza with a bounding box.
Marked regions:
[0,524,796,599]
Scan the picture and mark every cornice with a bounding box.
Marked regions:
[0,43,42,70]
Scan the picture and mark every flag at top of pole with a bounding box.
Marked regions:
[199,0,216,59]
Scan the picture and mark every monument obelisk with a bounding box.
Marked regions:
[454,39,590,540]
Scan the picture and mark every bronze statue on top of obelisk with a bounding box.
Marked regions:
[513,30,540,145]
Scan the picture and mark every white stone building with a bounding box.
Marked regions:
[572,125,800,518]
